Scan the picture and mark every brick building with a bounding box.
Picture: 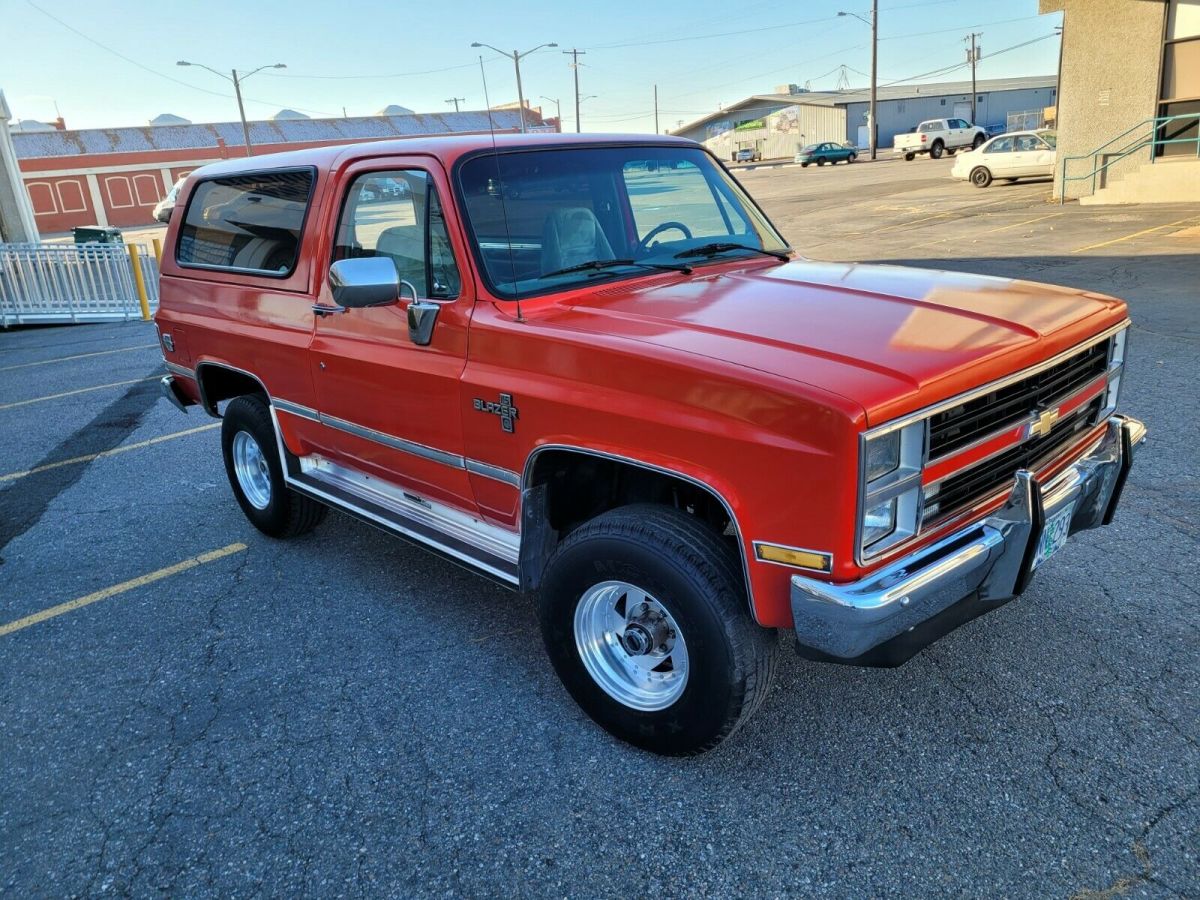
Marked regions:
[12,108,534,234]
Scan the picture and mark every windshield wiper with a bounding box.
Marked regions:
[673,242,792,262]
[539,258,692,279]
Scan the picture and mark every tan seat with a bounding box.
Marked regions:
[541,207,614,274]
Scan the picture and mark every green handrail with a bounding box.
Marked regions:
[1060,112,1200,204]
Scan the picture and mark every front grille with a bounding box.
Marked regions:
[929,394,1104,521]
[928,340,1110,459]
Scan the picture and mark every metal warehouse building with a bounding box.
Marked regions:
[674,75,1057,161]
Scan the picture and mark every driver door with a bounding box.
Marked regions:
[306,159,476,511]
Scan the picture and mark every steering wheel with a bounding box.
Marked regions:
[637,221,693,254]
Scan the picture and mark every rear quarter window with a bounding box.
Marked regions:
[176,169,314,277]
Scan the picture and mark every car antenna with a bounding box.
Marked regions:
[479,55,524,323]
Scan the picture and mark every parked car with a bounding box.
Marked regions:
[952,130,1058,187]
[156,134,1144,755]
[152,177,186,224]
[795,142,857,166]
[734,147,761,163]
[894,118,987,160]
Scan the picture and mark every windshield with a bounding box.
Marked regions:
[1040,131,1057,147]
[457,145,789,299]
[801,144,819,152]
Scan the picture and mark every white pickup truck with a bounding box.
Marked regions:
[894,118,988,160]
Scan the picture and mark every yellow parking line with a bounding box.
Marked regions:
[0,423,219,482]
[0,543,247,638]
[0,376,158,411]
[0,343,159,372]
[920,211,1065,248]
[1072,216,1199,254]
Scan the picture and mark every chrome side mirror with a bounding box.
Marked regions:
[328,257,399,308]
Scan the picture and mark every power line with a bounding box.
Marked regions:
[23,0,337,117]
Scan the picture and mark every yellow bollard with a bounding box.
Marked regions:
[128,244,152,321]
[152,237,163,264]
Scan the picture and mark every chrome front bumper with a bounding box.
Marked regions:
[791,415,1146,665]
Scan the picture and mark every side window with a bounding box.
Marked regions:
[333,170,460,300]
[176,170,313,275]
[985,136,1015,153]
[918,121,937,133]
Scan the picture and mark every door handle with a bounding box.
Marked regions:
[407,300,440,346]
[312,303,346,317]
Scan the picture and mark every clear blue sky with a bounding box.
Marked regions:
[2,0,1062,133]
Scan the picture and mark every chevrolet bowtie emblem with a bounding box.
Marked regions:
[1029,407,1061,439]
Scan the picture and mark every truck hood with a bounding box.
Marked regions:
[541,259,1126,425]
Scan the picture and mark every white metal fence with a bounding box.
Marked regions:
[0,242,159,327]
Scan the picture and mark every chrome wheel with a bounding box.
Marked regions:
[574,580,689,711]
[231,430,272,510]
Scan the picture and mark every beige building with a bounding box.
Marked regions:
[1045,0,1200,202]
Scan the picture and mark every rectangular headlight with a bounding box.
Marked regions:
[862,498,897,547]
[864,432,901,482]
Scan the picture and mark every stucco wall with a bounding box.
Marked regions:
[1052,0,1166,198]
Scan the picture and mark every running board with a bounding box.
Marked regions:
[287,455,520,586]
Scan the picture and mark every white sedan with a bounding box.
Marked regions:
[951,130,1056,188]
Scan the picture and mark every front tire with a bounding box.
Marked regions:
[816,157,827,166]
[970,166,993,188]
[537,505,777,755]
[221,396,327,538]
[972,133,986,149]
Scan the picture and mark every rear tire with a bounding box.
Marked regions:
[904,152,915,161]
[817,157,827,166]
[970,166,993,188]
[221,396,327,538]
[537,505,778,755]
[930,140,945,159]
[848,153,857,163]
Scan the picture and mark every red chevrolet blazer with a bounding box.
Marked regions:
[155,133,1145,754]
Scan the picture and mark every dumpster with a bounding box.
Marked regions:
[72,226,124,245]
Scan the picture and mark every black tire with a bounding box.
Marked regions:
[904,152,916,161]
[221,395,327,538]
[972,132,986,149]
[970,166,993,188]
[816,157,827,166]
[537,504,778,755]
[801,162,809,168]
[929,140,945,159]
[847,153,857,163]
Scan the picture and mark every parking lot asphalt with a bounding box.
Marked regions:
[3,160,1198,898]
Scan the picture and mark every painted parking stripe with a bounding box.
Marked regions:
[0,343,159,372]
[0,376,159,411]
[1072,215,1200,254]
[0,423,219,482]
[0,543,247,638]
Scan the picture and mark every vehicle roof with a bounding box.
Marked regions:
[191,132,701,178]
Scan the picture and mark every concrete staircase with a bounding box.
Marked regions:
[1080,157,1200,205]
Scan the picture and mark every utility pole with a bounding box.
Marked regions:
[445,97,465,113]
[470,42,558,134]
[654,85,659,134]
[564,48,586,132]
[966,32,982,122]
[870,0,878,160]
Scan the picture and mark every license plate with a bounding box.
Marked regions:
[1033,502,1075,569]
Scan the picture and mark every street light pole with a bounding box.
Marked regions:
[838,7,878,160]
[177,60,287,157]
[470,42,558,134]
[540,96,562,129]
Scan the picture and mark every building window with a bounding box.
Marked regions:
[1160,0,1200,157]
[940,98,946,106]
